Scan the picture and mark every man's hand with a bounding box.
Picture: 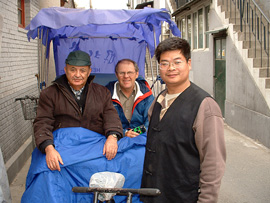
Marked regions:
[125,129,140,138]
[45,145,64,171]
[103,135,118,160]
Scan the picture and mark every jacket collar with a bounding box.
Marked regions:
[111,81,143,101]
[108,77,150,96]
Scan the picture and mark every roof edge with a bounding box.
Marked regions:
[172,0,201,16]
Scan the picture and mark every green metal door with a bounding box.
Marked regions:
[214,38,226,116]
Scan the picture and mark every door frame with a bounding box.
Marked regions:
[213,31,227,117]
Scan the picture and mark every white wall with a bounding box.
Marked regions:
[0,0,40,183]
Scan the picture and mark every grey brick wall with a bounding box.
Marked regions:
[0,0,40,163]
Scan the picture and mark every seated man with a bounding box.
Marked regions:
[106,59,154,138]
[34,50,123,171]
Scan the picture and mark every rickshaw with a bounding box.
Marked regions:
[21,7,180,203]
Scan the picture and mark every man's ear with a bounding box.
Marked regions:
[135,71,139,79]
[188,59,192,70]
[64,66,67,73]
[115,72,120,80]
[88,67,92,76]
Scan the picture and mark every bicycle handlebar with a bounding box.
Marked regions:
[72,187,161,196]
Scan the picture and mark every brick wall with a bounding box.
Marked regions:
[0,0,40,163]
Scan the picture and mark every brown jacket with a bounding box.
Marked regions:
[34,75,123,151]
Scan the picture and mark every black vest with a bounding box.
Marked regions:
[141,83,210,203]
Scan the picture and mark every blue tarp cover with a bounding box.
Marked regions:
[21,127,146,203]
[26,7,180,77]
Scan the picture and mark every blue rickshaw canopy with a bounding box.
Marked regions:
[26,7,180,77]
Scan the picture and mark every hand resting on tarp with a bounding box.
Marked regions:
[21,127,146,203]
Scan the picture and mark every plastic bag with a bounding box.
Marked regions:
[89,172,125,201]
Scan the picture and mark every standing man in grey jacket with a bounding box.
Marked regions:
[141,37,226,203]
[34,50,123,171]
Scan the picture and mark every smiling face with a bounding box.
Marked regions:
[64,64,91,90]
[159,50,191,94]
[115,60,139,93]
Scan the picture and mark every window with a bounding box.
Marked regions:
[187,15,191,45]
[177,5,210,50]
[198,9,203,48]
[180,18,186,40]
[205,6,210,48]
[177,0,192,7]
[193,12,197,49]
[18,0,25,28]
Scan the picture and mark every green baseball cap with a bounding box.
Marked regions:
[65,50,91,66]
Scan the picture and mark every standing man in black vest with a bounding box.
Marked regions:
[141,37,226,203]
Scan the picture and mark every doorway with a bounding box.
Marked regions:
[214,37,226,116]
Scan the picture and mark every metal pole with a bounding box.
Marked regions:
[90,0,93,9]
[266,22,270,77]
[126,192,133,203]
[148,46,156,96]
[43,29,49,89]
[37,28,41,93]
[255,8,257,57]
[244,0,246,40]
[152,25,160,95]
[93,192,98,203]
[234,0,236,24]
[261,13,262,68]
[40,28,44,91]
[240,0,243,32]
[45,29,50,87]
[249,0,251,48]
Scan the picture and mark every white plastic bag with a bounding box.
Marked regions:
[89,172,125,201]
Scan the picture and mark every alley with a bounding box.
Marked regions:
[218,125,270,203]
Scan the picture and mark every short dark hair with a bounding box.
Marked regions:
[115,59,139,73]
[155,37,191,63]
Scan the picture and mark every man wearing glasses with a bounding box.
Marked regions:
[141,37,226,203]
[106,59,154,138]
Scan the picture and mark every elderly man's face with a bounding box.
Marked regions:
[116,61,139,92]
[64,64,91,90]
